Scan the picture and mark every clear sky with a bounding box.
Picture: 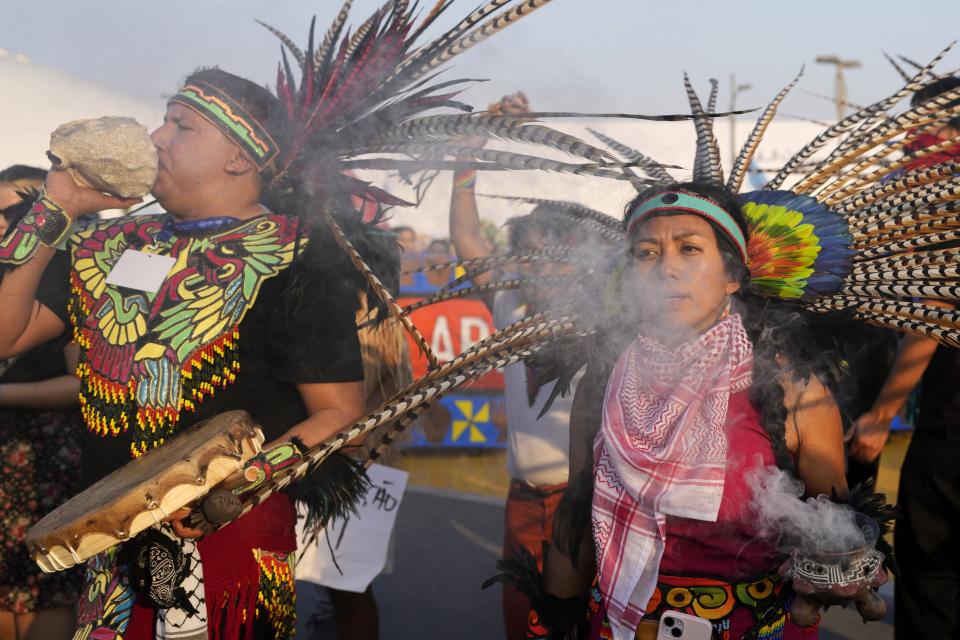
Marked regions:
[3,0,958,121]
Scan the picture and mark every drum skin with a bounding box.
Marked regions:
[25,410,263,573]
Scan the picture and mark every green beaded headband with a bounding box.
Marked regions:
[169,80,280,171]
[625,190,749,264]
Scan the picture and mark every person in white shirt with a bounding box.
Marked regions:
[448,92,587,639]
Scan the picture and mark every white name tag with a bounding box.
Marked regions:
[105,249,176,293]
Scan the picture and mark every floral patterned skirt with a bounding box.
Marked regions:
[588,574,820,640]
[0,409,84,613]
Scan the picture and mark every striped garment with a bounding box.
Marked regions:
[592,314,754,640]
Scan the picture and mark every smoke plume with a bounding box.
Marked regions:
[747,464,868,556]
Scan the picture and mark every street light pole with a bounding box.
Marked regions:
[815,55,862,121]
[730,73,752,168]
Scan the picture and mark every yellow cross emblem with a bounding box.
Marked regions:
[451,399,490,443]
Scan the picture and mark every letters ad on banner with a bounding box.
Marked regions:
[399,294,508,448]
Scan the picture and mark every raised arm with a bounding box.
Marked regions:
[448,143,493,281]
[0,169,139,357]
[448,92,531,289]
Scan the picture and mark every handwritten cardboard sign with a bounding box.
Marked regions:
[295,463,409,592]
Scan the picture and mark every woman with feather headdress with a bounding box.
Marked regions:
[484,51,960,639]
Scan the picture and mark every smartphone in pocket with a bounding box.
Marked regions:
[656,611,714,640]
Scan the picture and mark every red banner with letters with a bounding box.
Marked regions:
[399,296,504,391]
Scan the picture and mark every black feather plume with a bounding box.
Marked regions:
[285,444,372,539]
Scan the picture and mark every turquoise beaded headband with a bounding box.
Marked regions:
[625,190,749,264]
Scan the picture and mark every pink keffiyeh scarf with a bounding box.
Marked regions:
[592,314,753,640]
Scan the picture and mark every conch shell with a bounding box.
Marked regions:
[48,116,158,199]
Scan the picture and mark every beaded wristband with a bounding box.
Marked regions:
[0,193,73,265]
[453,168,477,191]
[29,195,72,247]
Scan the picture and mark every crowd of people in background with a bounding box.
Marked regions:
[0,5,959,638]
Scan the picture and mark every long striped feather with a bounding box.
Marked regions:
[731,69,802,193]
[900,53,939,78]
[401,276,577,314]
[841,281,960,301]
[402,0,555,86]
[362,113,615,162]
[406,248,573,276]
[706,78,719,114]
[818,135,960,204]
[813,43,957,176]
[847,180,960,230]
[855,228,960,260]
[338,156,639,181]
[477,193,623,230]
[800,84,960,196]
[411,0,456,40]
[766,41,955,189]
[588,128,676,182]
[316,0,354,67]
[883,51,913,83]
[852,214,960,251]
[853,246,960,273]
[817,297,960,332]
[832,162,960,212]
[385,0,535,90]
[321,208,439,370]
[684,73,724,184]
[224,318,581,526]
[256,20,305,66]
[811,298,960,346]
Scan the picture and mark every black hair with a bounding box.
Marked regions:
[911,75,960,129]
[506,203,580,252]
[0,165,46,228]
[182,68,290,179]
[0,165,46,184]
[621,181,841,471]
[426,238,452,254]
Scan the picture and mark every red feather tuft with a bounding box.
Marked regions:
[276,64,295,120]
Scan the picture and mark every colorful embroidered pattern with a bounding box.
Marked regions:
[170,82,280,170]
[0,195,72,265]
[589,574,801,640]
[645,575,782,622]
[69,214,300,456]
[740,190,855,301]
[72,548,136,640]
[254,549,296,639]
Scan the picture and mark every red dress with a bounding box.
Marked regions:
[589,391,819,640]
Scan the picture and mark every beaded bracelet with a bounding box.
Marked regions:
[453,168,477,191]
[29,194,73,247]
[0,192,73,265]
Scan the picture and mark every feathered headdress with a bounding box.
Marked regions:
[590,45,960,346]
[247,0,658,210]
[189,23,960,548]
